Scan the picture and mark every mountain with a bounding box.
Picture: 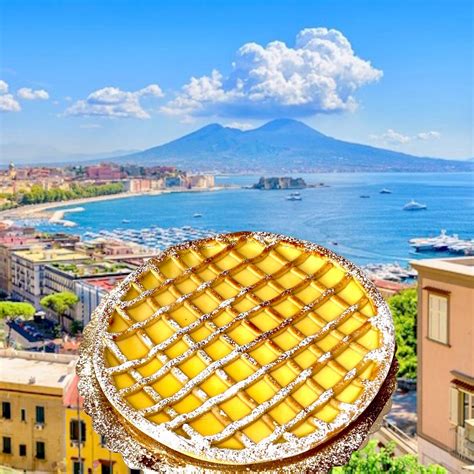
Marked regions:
[115,119,472,172]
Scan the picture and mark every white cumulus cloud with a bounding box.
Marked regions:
[1,80,51,112]
[0,80,9,94]
[370,129,411,145]
[370,129,441,145]
[0,80,21,112]
[65,84,164,119]
[0,94,21,112]
[17,87,50,100]
[162,27,382,118]
[416,131,440,141]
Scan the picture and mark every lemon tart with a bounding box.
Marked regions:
[78,231,396,471]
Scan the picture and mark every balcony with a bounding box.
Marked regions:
[456,426,474,462]
[70,439,85,448]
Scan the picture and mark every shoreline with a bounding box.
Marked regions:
[0,186,232,222]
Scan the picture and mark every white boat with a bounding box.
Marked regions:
[193,213,203,218]
[286,192,302,201]
[380,188,392,194]
[403,200,427,211]
[409,230,463,252]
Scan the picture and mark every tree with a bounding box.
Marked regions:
[17,182,124,206]
[331,440,446,473]
[70,320,83,336]
[40,292,79,328]
[0,301,36,319]
[388,288,418,379]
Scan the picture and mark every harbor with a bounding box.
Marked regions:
[363,262,417,283]
[83,225,218,251]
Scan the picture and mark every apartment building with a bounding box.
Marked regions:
[0,349,76,473]
[85,164,122,181]
[411,257,474,472]
[44,260,134,295]
[125,178,165,193]
[0,233,80,297]
[185,174,215,189]
[43,261,133,325]
[74,275,128,325]
[63,376,138,474]
[0,236,37,296]
[74,239,147,258]
[11,247,88,307]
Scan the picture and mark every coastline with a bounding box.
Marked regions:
[0,186,232,222]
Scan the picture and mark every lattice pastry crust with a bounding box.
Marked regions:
[79,232,395,467]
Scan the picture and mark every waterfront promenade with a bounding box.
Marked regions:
[0,185,230,222]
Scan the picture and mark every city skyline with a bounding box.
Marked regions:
[0,0,472,162]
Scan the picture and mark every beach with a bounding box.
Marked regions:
[0,186,229,222]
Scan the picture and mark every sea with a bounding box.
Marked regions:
[36,172,473,266]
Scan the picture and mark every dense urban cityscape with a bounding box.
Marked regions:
[0,162,216,212]
[0,160,471,473]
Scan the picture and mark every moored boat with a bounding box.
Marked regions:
[403,200,427,211]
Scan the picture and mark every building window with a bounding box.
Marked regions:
[428,292,449,344]
[70,419,87,442]
[130,470,142,474]
[35,405,45,424]
[73,461,83,474]
[449,386,474,426]
[19,444,26,456]
[2,401,11,419]
[450,387,459,425]
[100,434,107,447]
[2,437,11,454]
[461,390,474,427]
[101,464,112,474]
[36,441,45,459]
[20,408,26,422]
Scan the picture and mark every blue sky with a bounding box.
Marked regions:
[0,0,472,162]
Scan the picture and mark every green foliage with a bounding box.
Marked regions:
[0,199,18,211]
[40,291,79,316]
[17,182,124,205]
[332,440,446,473]
[0,301,36,319]
[53,323,62,338]
[388,288,418,379]
[70,320,83,336]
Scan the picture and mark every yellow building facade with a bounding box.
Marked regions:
[0,350,76,473]
[63,377,137,474]
[0,350,139,474]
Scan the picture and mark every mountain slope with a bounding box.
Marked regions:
[116,119,472,172]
